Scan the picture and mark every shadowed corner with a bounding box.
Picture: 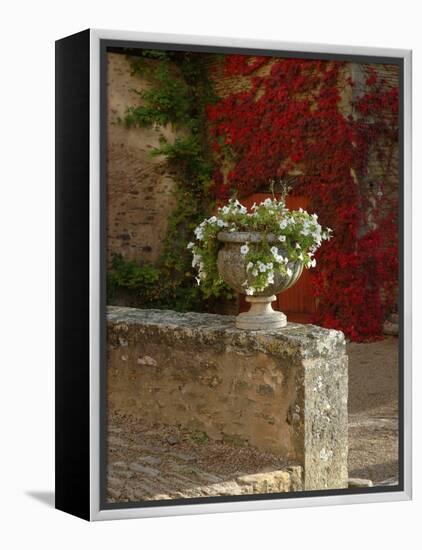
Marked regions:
[26,491,55,508]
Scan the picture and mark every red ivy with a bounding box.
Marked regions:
[207,57,399,341]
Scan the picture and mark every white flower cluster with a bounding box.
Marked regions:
[219,198,247,216]
[270,245,288,265]
[242,245,293,295]
[252,196,287,213]
[189,194,332,297]
[190,250,207,284]
[193,214,229,241]
[298,212,333,247]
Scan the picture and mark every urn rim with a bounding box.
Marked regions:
[217,231,279,244]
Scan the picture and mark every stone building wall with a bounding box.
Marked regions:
[106,52,179,265]
[352,64,400,233]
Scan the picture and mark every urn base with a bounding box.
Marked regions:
[235,295,287,330]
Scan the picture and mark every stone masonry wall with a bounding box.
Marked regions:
[107,52,179,265]
[107,306,348,490]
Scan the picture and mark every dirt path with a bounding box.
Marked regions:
[347,336,399,484]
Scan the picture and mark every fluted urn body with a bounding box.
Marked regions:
[217,231,303,330]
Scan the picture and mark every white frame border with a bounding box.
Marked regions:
[89,29,412,521]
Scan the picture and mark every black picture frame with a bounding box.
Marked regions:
[55,29,412,521]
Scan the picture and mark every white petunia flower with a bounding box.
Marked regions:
[245,287,255,296]
[279,220,288,230]
[270,246,279,257]
[240,244,249,255]
[278,235,286,242]
[187,242,194,249]
[192,254,201,267]
[286,268,293,277]
[194,227,204,240]
[274,253,284,263]
[246,261,254,271]
[310,258,317,268]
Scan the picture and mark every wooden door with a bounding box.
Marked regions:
[238,193,316,324]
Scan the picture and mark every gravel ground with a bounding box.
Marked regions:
[107,336,399,502]
[107,416,301,502]
[347,336,399,484]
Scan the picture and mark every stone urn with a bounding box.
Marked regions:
[217,231,303,330]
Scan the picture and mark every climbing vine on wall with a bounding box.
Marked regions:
[109,51,398,339]
[207,56,399,341]
[108,50,232,311]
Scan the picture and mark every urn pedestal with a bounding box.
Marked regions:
[236,295,287,330]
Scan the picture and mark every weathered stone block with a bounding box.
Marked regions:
[107,306,348,490]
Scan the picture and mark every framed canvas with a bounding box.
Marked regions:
[55,28,412,521]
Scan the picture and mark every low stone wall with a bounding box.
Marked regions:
[107,306,348,490]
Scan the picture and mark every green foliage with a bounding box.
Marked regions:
[108,254,160,295]
[109,51,231,310]
[108,254,205,312]
[125,52,218,188]
[125,61,191,128]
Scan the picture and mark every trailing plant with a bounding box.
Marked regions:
[107,253,205,312]
[108,254,160,297]
[109,50,230,311]
[125,50,218,189]
[189,196,331,297]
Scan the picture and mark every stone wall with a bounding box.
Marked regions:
[350,63,399,232]
[106,52,179,264]
[107,306,348,490]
